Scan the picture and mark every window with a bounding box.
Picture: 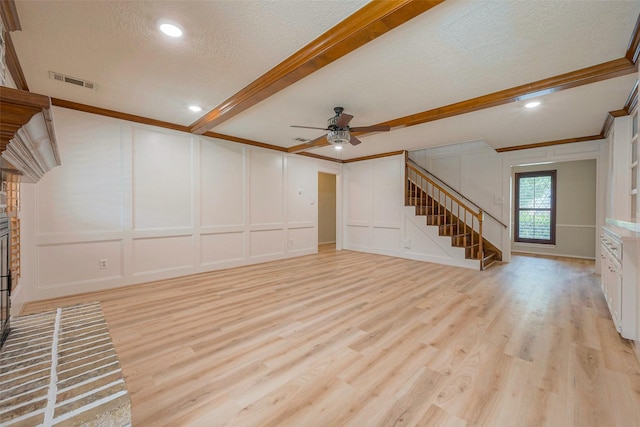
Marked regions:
[514,170,556,244]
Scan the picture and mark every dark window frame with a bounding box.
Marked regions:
[514,170,557,245]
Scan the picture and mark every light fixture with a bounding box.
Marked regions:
[334,144,343,151]
[159,20,183,38]
[524,101,541,109]
[188,105,202,112]
[327,129,350,145]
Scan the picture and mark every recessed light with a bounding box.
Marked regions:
[188,105,202,112]
[159,21,183,38]
[525,101,541,109]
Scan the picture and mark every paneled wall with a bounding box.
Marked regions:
[16,107,340,306]
[343,156,404,256]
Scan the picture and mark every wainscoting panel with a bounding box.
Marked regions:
[250,150,284,226]
[287,226,315,253]
[372,226,401,253]
[36,109,124,235]
[200,140,245,228]
[37,240,123,288]
[132,128,193,231]
[132,235,193,275]
[250,229,285,259]
[287,156,316,224]
[200,232,245,266]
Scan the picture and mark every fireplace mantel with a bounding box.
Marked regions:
[0,86,61,182]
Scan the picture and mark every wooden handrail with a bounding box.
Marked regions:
[407,159,507,229]
[406,163,481,220]
[406,160,493,268]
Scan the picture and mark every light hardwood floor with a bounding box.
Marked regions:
[21,248,640,426]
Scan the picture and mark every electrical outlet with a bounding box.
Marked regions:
[99,259,108,269]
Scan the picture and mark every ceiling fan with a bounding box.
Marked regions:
[291,107,390,147]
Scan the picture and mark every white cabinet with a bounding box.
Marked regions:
[601,226,638,340]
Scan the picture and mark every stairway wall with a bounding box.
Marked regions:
[409,141,506,255]
[342,154,477,269]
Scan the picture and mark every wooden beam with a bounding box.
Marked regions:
[288,136,329,154]
[292,58,637,153]
[626,13,640,64]
[2,28,28,91]
[377,58,636,131]
[495,135,603,153]
[0,0,21,31]
[189,0,443,135]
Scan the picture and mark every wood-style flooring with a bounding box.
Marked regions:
[21,247,640,426]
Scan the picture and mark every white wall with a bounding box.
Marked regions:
[15,107,341,308]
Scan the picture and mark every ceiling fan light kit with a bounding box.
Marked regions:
[290,106,390,151]
[327,129,350,146]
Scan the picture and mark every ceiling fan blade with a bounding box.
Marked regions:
[349,125,391,133]
[336,113,353,128]
[290,125,329,130]
[349,135,362,146]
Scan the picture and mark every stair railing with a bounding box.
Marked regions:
[406,161,484,264]
[407,159,507,229]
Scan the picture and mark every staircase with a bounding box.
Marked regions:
[406,160,501,270]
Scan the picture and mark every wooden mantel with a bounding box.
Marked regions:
[0,86,60,181]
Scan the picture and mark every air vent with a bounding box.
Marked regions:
[293,137,310,142]
[48,71,97,90]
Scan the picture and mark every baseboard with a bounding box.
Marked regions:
[511,250,595,261]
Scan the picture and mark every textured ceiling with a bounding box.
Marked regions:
[8,0,640,160]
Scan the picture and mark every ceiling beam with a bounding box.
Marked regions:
[0,0,20,31]
[376,58,637,130]
[288,57,637,153]
[189,0,444,135]
[626,12,640,65]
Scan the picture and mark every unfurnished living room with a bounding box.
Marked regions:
[1,1,640,426]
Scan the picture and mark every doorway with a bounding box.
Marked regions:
[318,172,336,250]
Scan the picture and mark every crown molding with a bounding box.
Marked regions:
[189,0,443,135]
[342,150,405,163]
[624,80,638,114]
[202,131,287,152]
[495,135,603,153]
[296,152,342,163]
